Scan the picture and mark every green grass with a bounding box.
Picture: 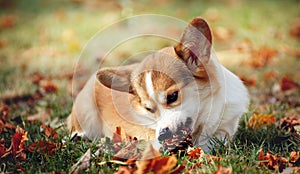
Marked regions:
[0,0,300,173]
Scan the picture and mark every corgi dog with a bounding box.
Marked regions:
[67,17,249,152]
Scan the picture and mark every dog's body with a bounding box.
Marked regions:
[67,18,249,151]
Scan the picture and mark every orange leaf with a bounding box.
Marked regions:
[290,151,300,165]
[0,15,16,29]
[40,124,59,139]
[188,147,204,160]
[213,166,232,174]
[258,149,288,172]
[247,114,276,129]
[27,141,61,156]
[1,126,28,160]
[112,126,122,143]
[115,166,135,174]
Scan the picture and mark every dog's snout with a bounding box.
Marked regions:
[158,127,172,141]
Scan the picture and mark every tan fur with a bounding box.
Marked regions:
[67,18,249,151]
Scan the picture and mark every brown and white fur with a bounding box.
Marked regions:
[67,18,249,152]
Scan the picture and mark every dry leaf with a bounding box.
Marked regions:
[258,149,288,172]
[247,114,276,129]
[281,115,300,134]
[113,126,122,144]
[250,46,277,68]
[188,147,205,160]
[239,75,256,87]
[39,79,58,93]
[0,15,16,29]
[280,77,300,92]
[0,104,9,119]
[113,138,140,160]
[115,166,135,174]
[40,124,59,139]
[70,148,91,173]
[0,138,5,157]
[1,126,28,160]
[27,110,50,123]
[290,19,300,39]
[27,140,61,156]
[213,27,233,41]
[290,151,300,164]
[213,166,232,174]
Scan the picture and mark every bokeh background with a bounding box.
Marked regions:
[0,0,300,173]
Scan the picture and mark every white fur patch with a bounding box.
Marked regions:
[145,72,155,99]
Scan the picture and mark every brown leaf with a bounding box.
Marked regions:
[0,104,9,119]
[250,46,277,68]
[258,149,288,172]
[0,15,16,29]
[0,139,5,157]
[70,148,91,173]
[1,126,28,160]
[27,141,62,156]
[39,79,58,93]
[239,75,256,87]
[213,27,233,41]
[290,19,300,39]
[213,166,232,174]
[113,139,139,161]
[281,115,300,134]
[40,124,59,139]
[188,147,205,160]
[112,126,122,144]
[115,166,135,174]
[27,110,51,123]
[247,114,276,129]
[280,77,300,92]
[290,151,300,166]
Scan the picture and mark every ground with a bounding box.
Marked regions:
[0,0,300,173]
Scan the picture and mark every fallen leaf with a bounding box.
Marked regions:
[70,148,91,173]
[289,18,300,39]
[1,126,28,160]
[290,151,300,166]
[112,126,122,144]
[281,115,300,135]
[188,147,205,160]
[39,79,58,93]
[239,75,256,87]
[40,124,59,139]
[258,149,288,172]
[249,46,277,68]
[113,138,140,160]
[247,114,276,129]
[27,110,51,123]
[0,138,5,157]
[0,15,16,29]
[0,104,9,119]
[115,166,135,174]
[213,26,233,41]
[213,166,232,174]
[27,140,61,156]
[280,77,300,92]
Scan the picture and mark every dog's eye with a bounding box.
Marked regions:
[167,91,178,105]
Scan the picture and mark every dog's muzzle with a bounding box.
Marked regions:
[158,127,172,141]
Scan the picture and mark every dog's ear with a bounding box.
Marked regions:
[174,18,212,79]
[96,64,137,93]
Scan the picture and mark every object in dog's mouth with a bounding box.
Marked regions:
[159,123,193,155]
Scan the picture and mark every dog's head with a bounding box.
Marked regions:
[97,18,213,141]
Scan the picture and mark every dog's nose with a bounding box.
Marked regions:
[158,127,172,141]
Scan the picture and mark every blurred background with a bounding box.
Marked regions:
[0,0,299,107]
